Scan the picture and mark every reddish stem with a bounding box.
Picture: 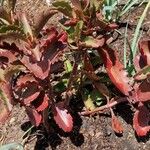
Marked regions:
[80,97,128,116]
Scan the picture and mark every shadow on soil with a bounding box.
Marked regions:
[115,103,150,143]
[21,97,150,150]
[21,96,84,150]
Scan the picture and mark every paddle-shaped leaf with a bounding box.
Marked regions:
[133,79,150,102]
[133,103,150,136]
[53,102,73,132]
[52,1,73,17]
[139,40,150,65]
[80,36,105,48]
[25,106,42,126]
[20,28,67,79]
[111,113,123,134]
[0,83,13,123]
[97,45,132,95]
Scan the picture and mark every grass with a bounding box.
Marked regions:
[131,0,150,57]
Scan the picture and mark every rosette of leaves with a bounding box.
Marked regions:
[52,0,150,137]
[51,0,116,102]
[0,0,73,132]
[52,0,117,49]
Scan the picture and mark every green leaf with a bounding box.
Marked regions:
[66,21,83,44]
[82,90,96,111]
[74,20,83,42]
[93,0,104,11]
[20,13,34,41]
[134,65,150,81]
[119,0,139,17]
[91,90,104,106]
[52,0,73,17]
[0,142,23,150]
[0,25,26,41]
[131,0,150,57]
[80,36,105,48]
[54,79,68,93]
[0,85,12,123]
[64,60,73,73]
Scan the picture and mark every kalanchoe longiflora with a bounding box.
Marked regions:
[0,0,73,133]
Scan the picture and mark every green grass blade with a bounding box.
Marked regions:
[119,0,139,17]
[131,0,150,57]
[122,0,132,10]
[123,20,129,68]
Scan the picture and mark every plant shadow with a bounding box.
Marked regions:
[115,102,150,142]
[21,95,84,150]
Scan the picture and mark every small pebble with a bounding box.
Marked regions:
[9,118,16,125]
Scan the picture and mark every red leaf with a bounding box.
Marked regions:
[25,106,42,126]
[23,91,40,105]
[96,13,118,31]
[0,83,13,123]
[133,79,150,102]
[40,27,58,49]
[133,54,146,72]
[112,114,123,134]
[16,74,37,87]
[33,93,49,112]
[139,40,150,65]
[133,103,150,136]
[64,18,78,26]
[14,80,40,105]
[0,49,16,64]
[97,45,132,95]
[58,31,68,44]
[53,102,73,132]
[21,29,66,79]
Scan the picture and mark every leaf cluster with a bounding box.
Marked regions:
[0,0,149,138]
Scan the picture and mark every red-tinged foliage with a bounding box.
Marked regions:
[1,0,150,139]
[14,81,40,104]
[96,13,118,31]
[0,0,69,133]
[111,114,123,134]
[133,79,150,102]
[25,107,42,127]
[133,103,150,136]
[0,80,14,123]
[16,74,37,87]
[138,40,150,65]
[0,49,17,65]
[53,102,73,132]
[0,83,13,123]
[97,45,132,96]
[64,18,78,26]
[134,54,146,72]
[51,0,150,137]
[21,29,67,80]
[32,93,49,112]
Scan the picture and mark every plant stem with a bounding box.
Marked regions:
[64,61,78,106]
[80,97,128,115]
